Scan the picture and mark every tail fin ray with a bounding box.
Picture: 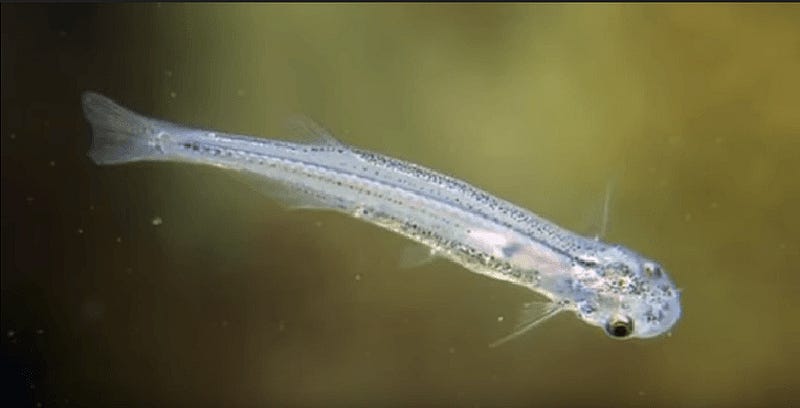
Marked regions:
[81,92,160,164]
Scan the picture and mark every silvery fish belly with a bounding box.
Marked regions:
[81,91,682,343]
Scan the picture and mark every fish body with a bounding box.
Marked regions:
[81,91,681,340]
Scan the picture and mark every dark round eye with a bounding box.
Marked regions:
[605,317,634,339]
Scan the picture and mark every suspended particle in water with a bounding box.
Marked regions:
[115,236,123,243]
[169,91,177,99]
[76,228,84,235]
[497,316,504,322]
[151,217,163,226]
[354,273,362,281]
[48,160,56,167]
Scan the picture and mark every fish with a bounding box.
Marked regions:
[81,91,681,344]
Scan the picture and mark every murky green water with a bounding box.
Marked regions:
[2,4,798,407]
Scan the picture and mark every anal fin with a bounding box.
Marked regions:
[236,172,349,212]
[398,243,440,269]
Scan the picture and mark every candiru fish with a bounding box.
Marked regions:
[81,91,681,343]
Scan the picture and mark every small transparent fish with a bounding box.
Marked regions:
[81,91,681,343]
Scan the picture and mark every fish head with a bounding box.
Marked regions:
[575,245,682,340]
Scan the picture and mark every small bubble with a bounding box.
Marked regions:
[169,91,177,98]
[49,160,56,167]
[151,217,163,226]
[497,316,504,322]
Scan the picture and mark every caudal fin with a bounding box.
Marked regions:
[81,91,161,165]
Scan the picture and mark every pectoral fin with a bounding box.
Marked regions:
[489,301,564,348]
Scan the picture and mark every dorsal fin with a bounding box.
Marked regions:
[284,115,348,149]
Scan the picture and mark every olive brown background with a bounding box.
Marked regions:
[2,4,798,407]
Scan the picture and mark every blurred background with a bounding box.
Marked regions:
[2,4,798,407]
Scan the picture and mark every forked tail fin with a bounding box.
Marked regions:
[81,91,161,165]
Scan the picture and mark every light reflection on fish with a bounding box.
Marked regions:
[81,91,681,344]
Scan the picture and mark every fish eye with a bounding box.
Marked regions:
[605,316,634,339]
